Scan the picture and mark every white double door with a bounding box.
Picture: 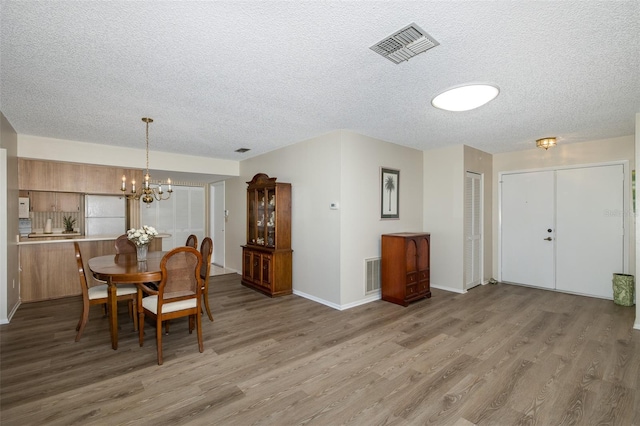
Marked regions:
[501,164,625,299]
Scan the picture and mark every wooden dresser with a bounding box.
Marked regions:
[381,232,431,306]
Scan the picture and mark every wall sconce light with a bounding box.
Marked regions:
[536,137,557,150]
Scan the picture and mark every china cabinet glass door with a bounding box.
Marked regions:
[248,190,257,244]
[266,188,275,247]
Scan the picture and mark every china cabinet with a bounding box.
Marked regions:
[241,173,292,296]
[381,232,431,306]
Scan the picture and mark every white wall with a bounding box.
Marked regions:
[1,112,20,323]
[224,176,246,275]
[339,132,423,307]
[232,131,342,305]
[230,130,423,309]
[635,113,640,330]
[424,145,466,293]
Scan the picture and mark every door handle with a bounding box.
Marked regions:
[544,237,553,241]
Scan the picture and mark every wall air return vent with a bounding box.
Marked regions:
[370,23,439,64]
[365,257,381,294]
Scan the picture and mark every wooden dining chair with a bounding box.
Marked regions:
[185,234,198,249]
[115,234,136,254]
[74,242,138,342]
[137,246,204,365]
[199,237,213,322]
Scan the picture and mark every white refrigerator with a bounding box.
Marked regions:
[85,195,126,236]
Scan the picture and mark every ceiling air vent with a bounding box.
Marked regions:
[370,23,439,64]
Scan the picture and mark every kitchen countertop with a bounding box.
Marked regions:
[18,233,171,245]
[28,232,82,238]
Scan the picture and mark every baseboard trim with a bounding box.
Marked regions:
[340,292,381,310]
[292,289,380,311]
[293,289,341,310]
[430,284,466,294]
[0,299,21,324]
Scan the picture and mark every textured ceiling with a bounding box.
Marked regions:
[1,1,639,161]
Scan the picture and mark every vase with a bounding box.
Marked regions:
[136,244,149,262]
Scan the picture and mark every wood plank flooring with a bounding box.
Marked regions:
[1,275,638,425]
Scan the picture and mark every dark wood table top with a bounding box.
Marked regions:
[88,251,166,283]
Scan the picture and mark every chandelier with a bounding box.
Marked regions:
[120,117,173,204]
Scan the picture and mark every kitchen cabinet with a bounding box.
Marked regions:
[381,233,431,306]
[55,162,85,192]
[241,173,292,297]
[19,158,143,195]
[30,191,81,212]
[19,159,58,191]
[85,164,142,195]
[30,192,56,212]
[19,237,164,302]
[18,159,83,192]
[56,192,81,212]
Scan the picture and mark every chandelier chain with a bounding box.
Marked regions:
[146,119,149,175]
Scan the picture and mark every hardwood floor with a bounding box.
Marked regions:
[1,275,638,425]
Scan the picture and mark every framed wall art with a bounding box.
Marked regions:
[381,167,399,219]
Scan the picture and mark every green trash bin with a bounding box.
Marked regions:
[612,273,635,306]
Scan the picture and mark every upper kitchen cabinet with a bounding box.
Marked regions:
[19,159,83,192]
[84,164,142,195]
[30,191,81,212]
[55,162,85,192]
[19,159,80,192]
[19,159,142,195]
[29,191,56,212]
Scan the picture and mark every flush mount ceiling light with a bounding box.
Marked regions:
[431,84,500,112]
[536,137,557,150]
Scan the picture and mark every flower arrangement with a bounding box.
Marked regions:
[126,225,158,246]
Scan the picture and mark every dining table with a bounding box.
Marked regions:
[88,251,166,350]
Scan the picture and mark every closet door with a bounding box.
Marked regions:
[555,165,624,298]
[465,172,482,289]
[500,171,556,289]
